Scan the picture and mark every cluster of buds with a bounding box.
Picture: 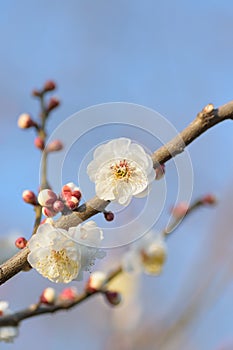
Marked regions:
[32,80,60,113]
[32,80,56,97]
[61,182,82,210]
[18,80,62,158]
[38,189,64,217]
[86,271,121,306]
[38,183,82,217]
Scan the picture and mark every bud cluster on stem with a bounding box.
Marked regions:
[38,183,82,217]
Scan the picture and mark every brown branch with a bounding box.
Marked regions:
[0,267,122,327]
[0,101,232,286]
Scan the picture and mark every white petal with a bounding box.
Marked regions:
[114,181,133,206]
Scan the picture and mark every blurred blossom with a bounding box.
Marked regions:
[0,302,18,343]
[122,231,167,275]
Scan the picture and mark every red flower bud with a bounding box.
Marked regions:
[104,211,114,221]
[34,137,45,150]
[32,89,41,97]
[201,194,217,205]
[43,80,56,92]
[66,196,79,210]
[72,190,82,200]
[104,291,121,306]
[15,237,27,249]
[22,190,37,205]
[47,97,60,111]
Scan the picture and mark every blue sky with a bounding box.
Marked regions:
[1,1,233,349]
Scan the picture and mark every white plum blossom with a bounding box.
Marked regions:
[122,231,167,275]
[0,302,18,343]
[27,221,105,283]
[87,138,155,206]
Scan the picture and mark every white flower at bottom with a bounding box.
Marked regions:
[122,231,167,275]
[87,138,155,206]
[0,302,18,343]
[28,221,105,283]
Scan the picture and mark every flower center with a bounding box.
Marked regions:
[36,248,79,283]
[111,159,134,180]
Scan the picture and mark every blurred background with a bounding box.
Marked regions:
[1,0,233,349]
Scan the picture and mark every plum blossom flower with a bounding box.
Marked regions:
[87,138,155,206]
[0,302,18,343]
[122,231,167,275]
[27,221,105,283]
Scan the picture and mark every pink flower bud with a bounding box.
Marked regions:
[46,140,63,153]
[66,196,79,210]
[104,291,121,306]
[201,194,217,205]
[38,189,57,207]
[104,211,114,222]
[43,80,56,92]
[86,272,107,293]
[34,137,45,150]
[22,190,37,205]
[40,287,56,304]
[17,113,36,129]
[47,97,60,111]
[53,200,64,213]
[155,164,165,180]
[59,287,77,301]
[171,202,189,219]
[42,207,57,217]
[15,237,27,249]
